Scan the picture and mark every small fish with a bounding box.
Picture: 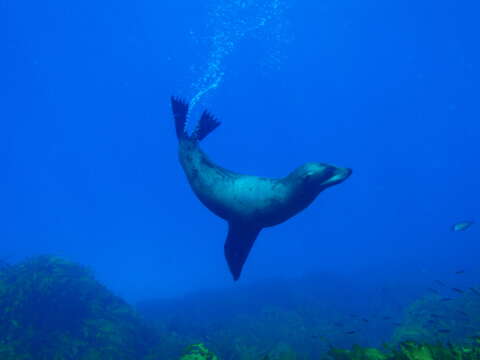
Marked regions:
[345,330,356,334]
[452,221,474,232]
[361,318,369,323]
[393,322,403,326]
[382,316,392,320]
[427,288,440,294]
[434,280,446,287]
[430,314,442,318]
[452,288,464,293]
[456,310,468,317]
[438,329,451,333]
[455,270,465,275]
[311,335,328,341]
[427,320,436,324]
[440,297,453,301]
[469,287,480,296]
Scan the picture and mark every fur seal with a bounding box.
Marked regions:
[171,97,352,280]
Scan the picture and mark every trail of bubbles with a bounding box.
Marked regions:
[189,0,289,114]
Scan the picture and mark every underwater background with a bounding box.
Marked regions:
[2,0,480,358]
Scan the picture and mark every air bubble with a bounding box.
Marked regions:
[188,0,291,115]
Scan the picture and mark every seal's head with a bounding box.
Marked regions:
[300,162,352,190]
[287,162,352,207]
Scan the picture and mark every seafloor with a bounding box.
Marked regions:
[0,256,479,359]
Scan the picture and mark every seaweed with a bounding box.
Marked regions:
[325,341,480,360]
[180,343,219,360]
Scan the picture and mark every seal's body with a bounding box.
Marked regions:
[171,97,351,280]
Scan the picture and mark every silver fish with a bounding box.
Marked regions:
[451,221,474,232]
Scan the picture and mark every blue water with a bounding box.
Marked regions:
[2,0,479,309]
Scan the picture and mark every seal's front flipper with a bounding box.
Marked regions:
[224,222,262,281]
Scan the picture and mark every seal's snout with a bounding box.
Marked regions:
[322,166,352,187]
[339,167,353,179]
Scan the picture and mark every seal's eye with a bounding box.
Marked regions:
[304,168,334,184]
[303,173,314,182]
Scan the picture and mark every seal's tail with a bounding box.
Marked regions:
[171,96,221,141]
[171,96,189,139]
[192,110,221,141]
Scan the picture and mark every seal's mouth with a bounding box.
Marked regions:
[322,167,352,187]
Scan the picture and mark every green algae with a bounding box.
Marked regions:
[326,341,480,360]
[180,343,219,360]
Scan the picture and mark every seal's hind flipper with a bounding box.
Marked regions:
[224,222,261,281]
[171,96,189,139]
[193,110,221,141]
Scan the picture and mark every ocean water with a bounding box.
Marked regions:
[2,0,480,358]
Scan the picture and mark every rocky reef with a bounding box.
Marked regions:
[0,255,156,359]
[0,255,479,359]
[391,292,480,345]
